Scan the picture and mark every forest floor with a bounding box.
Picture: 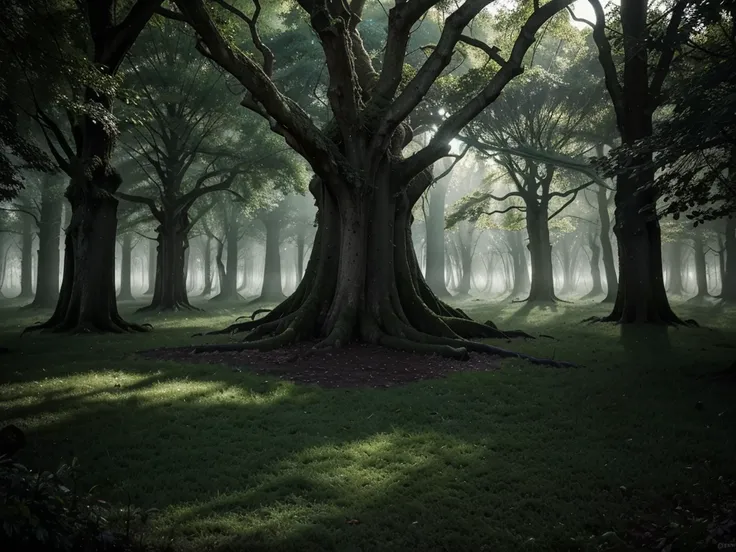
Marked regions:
[1,295,735,551]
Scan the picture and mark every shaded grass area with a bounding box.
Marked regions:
[1,296,735,551]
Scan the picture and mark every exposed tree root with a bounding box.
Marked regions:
[21,316,151,336]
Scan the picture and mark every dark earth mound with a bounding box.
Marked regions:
[140,342,501,389]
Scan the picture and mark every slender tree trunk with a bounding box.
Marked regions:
[557,234,578,296]
[28,176,63,308]
[424,171,450,297]
[296,231,306,282]
[667,240,685,296]
[0,233,9,297]
[258,215,284,302]
[507,231,530,299]
[690,229,710,299]
[117,233,135,301]
[583,231,603,298]
[210,221,242,301]
[237,240,249,292]
[525,205,556,302]
[595,183,618,304]
[454,223,474,296]
[18,207,34,299]
[200,236,213,296]
[144,239,156,295]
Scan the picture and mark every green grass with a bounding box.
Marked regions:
[1,297,735,551]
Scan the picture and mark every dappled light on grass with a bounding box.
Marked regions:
[2,299,736,550]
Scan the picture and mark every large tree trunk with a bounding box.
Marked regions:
[596,0,685,324]
[424,170,450,297]
[141,213,196,312]
[257,214,285,302]
[117,233,135,301]
[667,240,685,296]
[210,220,242,302]
[144,239,156,295]
[193,171,570,368]
[18,206,34,299]
[583,230,603,299]
[722,217,736,302]
[525,204,556,302]
[27,176,63,308]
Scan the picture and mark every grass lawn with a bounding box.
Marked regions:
[1,296,735,551]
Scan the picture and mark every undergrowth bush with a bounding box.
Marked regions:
[0,457,159,551]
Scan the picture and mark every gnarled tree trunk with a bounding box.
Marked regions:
[141,212,197,312]
[210,218,242,302]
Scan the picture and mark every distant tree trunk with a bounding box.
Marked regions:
[525,204,556,302]
[210,220,242,302]
[258,214,284,302]
[454,223,474,297]
[200,235,213,296]
[142,212,196,312]
[583,230,603,298]
[594,186,618,304]
[508,231,530,299]
[690,229,710,299]
[557,234,578,296]
[0,233,9,297]
[296,231,306,282]
[237,241,249,292]
[28,176,63,308]
[424,171,450,297]
[144,240,156,295]
[18,208,34,299]
[117,233,135,301]
[667,240,684,296]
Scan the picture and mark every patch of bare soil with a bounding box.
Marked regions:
[140,342,501,389]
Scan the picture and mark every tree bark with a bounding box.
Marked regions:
[257,214,285,302]
[141,212,197,312]
[453,222,474,297]
[296,231,306,283]
[595,185,618,303]
[596,0,684,324]
[583,230,603,298]
[200,235,213,296]
[144,239,156,295]
[27,176,63,308]
[525,204,556,302]
[507,231,530,299]
[210,218,242,302]
[117,233,135,301]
